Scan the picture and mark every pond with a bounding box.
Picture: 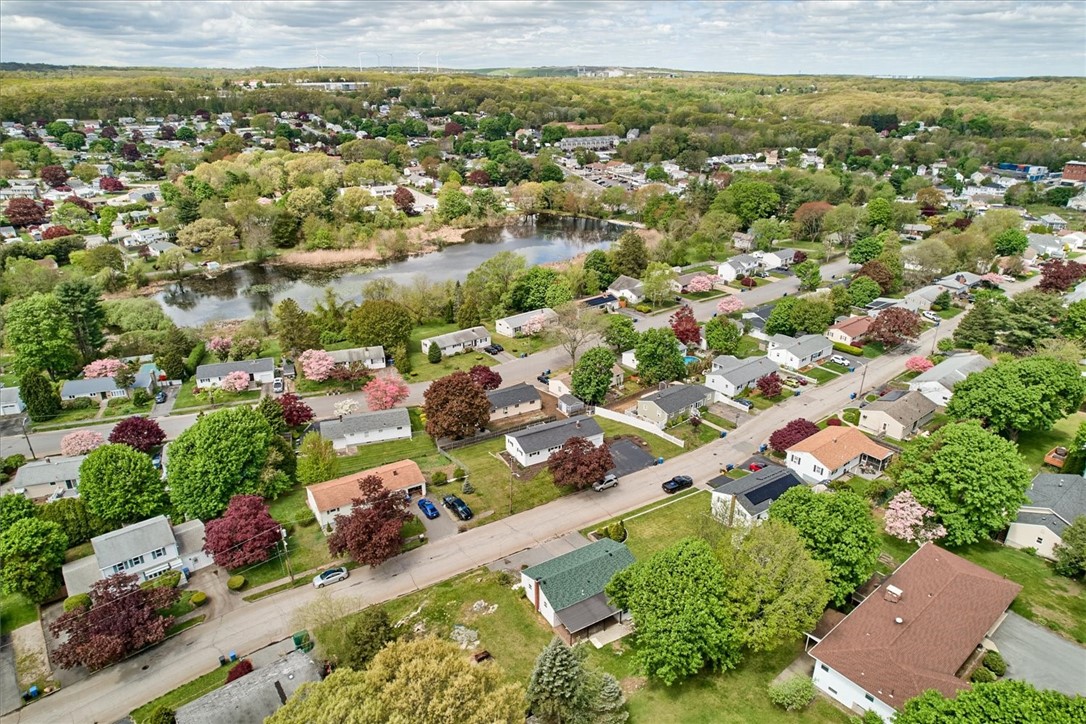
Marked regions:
[154,215,624,325]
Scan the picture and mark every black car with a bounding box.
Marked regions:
[662,475,694,494]
[442,494,474,521]
[483,343,504,355]
[537,374,550,384]
[154,390,167,404]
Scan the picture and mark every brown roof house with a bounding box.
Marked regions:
[825,316,873,348]
[785,426,894,483]
[305,460,426,532]
[809,543,1021,720]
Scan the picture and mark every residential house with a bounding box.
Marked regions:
[907,353,992,406]
[704,355,780,400]
[858,390,939,440]
[0,225,18,240]
[130,227,169,245]
[809,543,1021,721]
[487,382,542,422]
[0,385,25,416]
[195,358,276,388]
[785,426,893,483]
[718,254,760,282]
[709,464,805,527]
[901,223,932,241]
[620,337,687,371]
[671,271,719,294]
[935,272,983,295]
[580,293,619,312]
[767,334,832,370]
[902,284,945,312]
[557,135,619,152]
[420,326,490,357]
[318,408,411,451]
[495,308,557,337]
[145,240,179,258]
[326,346,386,370]
[1067,191,1086,212]
[61,515,212,595]
[1027,233,1065,259]
[741,303,777,341]
[306,460,427,531]
[1041,213,1068,231]
[731,230,755,251]
[636,384,712,428]
[547,375,587,416]
[60,377,128,401]
[521,539,634,641]
[606,275,644,305]
[8,455,86,501]
[1006,473,1086,559]
[825,316,873,348]
[505,416,604,467]
[763,248,798,269]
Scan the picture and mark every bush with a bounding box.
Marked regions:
[452,467,465,480]
[225,658,254,683]
[826,417,843,426]
[607,522,627,542]
[2,454,27,474]
[635,304,651,313]
[427,343,442,364]
[971,666,996,683]
[63,593,91,612]
[106,396,130,408]
[937,337,955,353]
[62,398,95,410]
[132,389,151,406]
[184,341,206,376]
[140,570,182,590]
[832,342,864,356]
[146,705,176,724]
[983,650,1006,676]
[431,471,448,485]
[227,575,246,591]
[767,677,816,711]
[191,591,208,607]
[461,480,475,494]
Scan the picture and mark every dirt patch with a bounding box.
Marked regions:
[620,675,647,694]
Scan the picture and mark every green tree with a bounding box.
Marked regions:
[764,296,798,336]
[78,444,167,526]
[274,299,319,358]
[866,197,893,230]
[4,293,78,376]
[891,421,1031,546]
[953,297,1010,348]
[633,328,687,384]
[571,346,617,405]
[19,369,61,422]
[714,180,780,226]
[346,300,414,352]
[606,538,740,685]
[896,680,1086,724]
[336,608,396,669]
[583,249,616,288]
[640,262,676,307]
[297,432,339,484]
[463,251,526,317]
[508,267,560,312]
[54,278,106,364]
[790,297,835,334]
[793,259,822,291]
[848,235,885,264]
[603,314,639,353]
[528,638,596,724]
[255,395,287,434]
[0,517,67,603]
[704,317,742,354]
[436,184,471,222]
[993,228,1029,256]
[610,231,649,278]
[38,497,107,547]
[427,342,442,363]
[0,494,36,530]
[1061,299,1086,341]
[770,487,879,606]
[1053,515,1086,579]
[848,275,882,307]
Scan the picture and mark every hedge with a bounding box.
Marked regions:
[64,593,91,612]
[983,650,1006,676]
[227,575,246,591]
[191,591,208,607]
[832,341,864,356]
[767,677,816,711]
[971,666,996,683]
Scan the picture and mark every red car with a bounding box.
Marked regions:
[749,463,764,472]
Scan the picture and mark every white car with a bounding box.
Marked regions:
[312,567,348,589]
[922,310,941,322]
[272,378,285,393]
[829,355,851,367]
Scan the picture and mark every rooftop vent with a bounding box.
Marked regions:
[894,617,904,625]
[884,584,904,603]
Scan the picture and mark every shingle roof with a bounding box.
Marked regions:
[92,515,176,568]
[607,275,643,294]
[496,308,557,328]
[487,382,541,410]
[0,386,22,406]
[771,333,831,359]
[506,416,603,455]
[523,539,635,611]
[708,355,779,388]
[195,357,275,380]
[14,455,87,487]
[61,377,119,397]
[909,354,991,392]
[1020,474,1086,533]
[863,390,939,427]
[422,326,489,349]
[725,254,759,269]
[640,384,711,415]
[319,408,410,441]
[828,316,873,339]
[708,464,804,515]
[326,346,384,366]
[787,427,893,470]
[810,543,1022,710]
[306,460,424,513]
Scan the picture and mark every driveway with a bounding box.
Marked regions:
[149,388,177,418]
[989,612,1086,696]
[607,439,657,478]
[413,495,459,542]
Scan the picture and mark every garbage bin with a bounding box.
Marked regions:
[655,457,665,465]
[719,430,727,438]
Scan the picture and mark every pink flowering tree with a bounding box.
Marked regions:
[716,296,744,315]
[905,356,934,373]
[60,430,105,456]
[83,358,125,379]
[884,490,947,545]
[521,313,551,336]
[979,273,1004,285]
[299,349,336,381]
[363,377,410,411]
[208,336,232,360]
[686,274,718,293]
[220,371,250,393]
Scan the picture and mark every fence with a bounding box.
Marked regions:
[591,406,685,448]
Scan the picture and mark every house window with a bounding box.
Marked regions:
[151,547,167,559]
[828,687,838,695]
[814,466,825,475]
[1037,537,1044,544]
[128,555,145,568]
[820,664,828,672]
[865,694,874,703]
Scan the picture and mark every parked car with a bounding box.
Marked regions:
[662,475,693,494]
[735,399,754,409]
[442,494,474,521]
[829,354,850,367]
[272,378,284,393]
[312,567,349,589]
[537,374,550,384]
[749,463,764,472]
[592,473,619,492]
[154,390,167,404]
[483,343,504,355]
[151,452,162,469]
[922,310,941,322]
[417,498,440,520]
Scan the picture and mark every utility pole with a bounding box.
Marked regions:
[20,417,36,460]
[280,527,294,582]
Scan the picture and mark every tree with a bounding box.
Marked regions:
[255,395,287,434]
[716,521,831,652]
[99,176,125,192]
[167,406,286,520]
[49,573,178,671]
[848,235,885,264]
[108,416,166,453]
[0,495,36,531]
[19,370,60,422]
[548,437,614,490]
[5,198,48,226]
[891,421,1030,546]
[641,262,677,307]
[704,317,742,354]
[792,201,833,241]
[717,295,744,315]
[203,495,281,569]
[715,180,780,226]
[327,474,412,566]
[297,431,338,484]
[571,346,617,405]
[669,305,701,345]
[866,197,893,229]
[39,164,68,187]
[584,248,616,288]
[220,370,250,392]
[38,497,107,547]
[905,356,934,373]
[60,430,105,456]
[867,307,921,347]
[847,276,882,308]
[5,293,78,376]
[272,394,311,429]
[756,372,782,398]
[0,517,68,603]
[392,186,415,214]
[1053,516,1086,579]
[267,637,525,724]
[1039,259,1086,293]
[275,299,319,358]
[895,680,1086,724]
[78,444,167,526]
[946,357,1086,439]
[346,300,414,352]
[770,487,879,606]
[793,259,822,291]
[884,490,947,544]
[335,608,396,669]
[603,314,639,353]
[954,297,1010,348]
[550,302,603,365]
[363,377,409,410]
[468,365,502,391]
[42,225,76,240]
[606,538,740,685]
[423,371,490,440]
[769,418,819,453]
[610,231,648,278]
[685,274,716,293]
[83,358,124,379]
[993,228,1029,256]
[633,328,687,385]
[856,260,894,293]
[176,218,236,261]
[427,342,442,363]
[298,349,335,381]
[528,637,627,724]
[764,296,798,336]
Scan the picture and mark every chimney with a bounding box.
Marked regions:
[884,584,903,603]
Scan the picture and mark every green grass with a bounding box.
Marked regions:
[842,408,860,425]
[37,404,100,427]
[171,379,261,411]
[862,342,885,358]
[405,323,497,384]
[937,307,963,320]
[736,335,764,358]
[65,541,95,562]
[747,392,790,410]
[160,591,197,619]
[681,290,726,301]
[596,417,684,460]
[823,361,851,374]
[805,367,838,384]
[1016,411,1086,475]
[129,663,232,723]
[101,399,153,419]
[700,411,737,430]
[449,437,567,526]
[165,614,206,637]
[294,376,366,395]
[0,592,37,635]
[592,490,718,560]
[485,325,556,357]
[667,420,722,448]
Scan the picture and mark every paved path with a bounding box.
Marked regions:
[989,612,1086,697]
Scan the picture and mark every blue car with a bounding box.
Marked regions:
[417,498,440,520]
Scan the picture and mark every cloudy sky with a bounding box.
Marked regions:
[1,0,1083,77]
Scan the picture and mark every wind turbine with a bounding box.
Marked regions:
[373,52,382,70]
[416,51,424,73]
[314,46,326,72]
[435,51,440,73]
[358,51,364,73]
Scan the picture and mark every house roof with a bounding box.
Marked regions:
[306,459,425,513]
[523,538,634,611]
[908,354,991,393]
[487,382,541,410]
[708,355,779,388]
[173,519,208,559]
[863,390,939,428]
[195,357,275,380]
[640,384,711,415]
[828,316,873,339]
[770,333,831,359]
[582,293,618,308]
[61,377,119,396]
[708,464,804,515]
[320,407,410,441]
[423,326,489,349]
[810,543,1022,710]
[14,455,87,487]
[725,254,759,269]
[1019,474,1086,534]
[326,346,384,366]
[907,285,945,302]
[506,415,603,455]
[92,515,175,568]
[787,426,893,471]
[607,275,643,294]
[496,308,557,328]
[770,248,797,264]
[935,272,982,290]
[0,386,22,405]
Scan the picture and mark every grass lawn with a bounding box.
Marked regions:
[842,408,860,425]
[171,379,260,411]
[748,391,790,411]
[937,307,964,320]
[823,361,852,374]
[102,398,153,419]
[65,541,95,562]
[805,367,839,384]
[596,417,684,460]
[485,325,555,357]
[700,411,737,430]
[129,663,232,723]
[448,437,568,526]
[667,420,722,448]
[160,590,197,619]
[335,410,452,478]
[0,592,37,636]
[1016,411,1086,475]
[294,376,366,395]
[407,348,496,383]
[736,335,764,358]
[37,404,99,427]
[591,490,718,560]
[681,290,726,301]
[862,343,885,359]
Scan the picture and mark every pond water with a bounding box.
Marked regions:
[154,215,624,325]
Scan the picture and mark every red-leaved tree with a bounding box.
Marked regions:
[756,372,783,398]
[392,186,415,214]
[327,475,412,567]
[669,305,701,346]
[49,573,178,670]
[65,195,94,213]
[466,170,491,186]
[40,165,69,188]
[444,121,464,136]
[225,659,254,683]
[277,393,314,428]
[423,371,490,440]
[99,176,125,192]
[468,365,502,391]
[547,437,615,490]
[363,376,409,410]
[1039,259,1086,293]
[42,225,76,239]
[5,198,48,226]
[769,418,820,454]
[203,495,281,569]
[868,307,922,347]
[108,416,166,453]
[856,261,894,293]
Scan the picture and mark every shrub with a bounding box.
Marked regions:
[62,398,95,410]
[607,522,627,542]
[832,342,864,356]
[635,304,651,313]
[826,417,843,426]
[767,677,816,711]
[146,705,176,724]
[106,396,130,408]
[132,389,152,407]
[63,593,91,612]
[740,276,757,288]
[461,480,475,494]
[185,341,206,376]
[3,454,27,474]
[225,659,254,683]
[191,591,208,607]
[983,650,1006,676]
[452,467,465,480]
[140,570,182,590]
[937,337,955,353]
[431,471,448,485]
[427,343,442,364]
[971,666,996,683]
[227,575,246,591]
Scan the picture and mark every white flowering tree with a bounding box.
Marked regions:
[83,358,124,379]
[686,274,719,293]
[716,296,744,315]
[60,430,105,456]
[521,313,551,336]
[884,490,947,545]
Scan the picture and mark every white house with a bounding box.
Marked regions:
[60,377,128,401]
[0,385,25,416]
[766,334,832,370]
[785,426,893,483]
[717,254,760,282]
[606,275,644,305]
[505,416,604,467]
[487,382,542,422]
[636,384,712,428]
[1027,233,1065,259]
[326,346,386,370]
[704,355,779,400]
[420,326,490,357]
[902,285,944,312]
[195,358,276,388]
[763,248,799,269]
[1041,213,1068,231]
[858,390,939,440]
[318,408,411,451]
[8,455,86,501]
[305,460,426,531]
[809,543,1021,722]
[1005,473,1086,560]
[130,227,169,245]
[495,308,557,337]
[146,240,180,258]
[907,353,992,406]
[709,464,805,527]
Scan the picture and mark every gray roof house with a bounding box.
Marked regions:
[709,464,805,526]
[704,355,779,399]
[195,358,276,387]
[420,326,490,357]
[858,390,939,440]
[902,284,946,311]
[718,254,761,281]
[1006,474,1086,560]
[0,385,25,416]
[607,275,644,303]
[505,415,604,466]
[9,455,86,501]
[767,334,832,370]
[487,382,543,421]
[60,377,126,400]
[636,384,712,428]
[319,407,411,451]
[326,345,386,369]
[907,353,992,406]
[1027,233,1065,259]
[935,272,983,294]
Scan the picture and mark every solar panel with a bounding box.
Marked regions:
[744,473,803,507]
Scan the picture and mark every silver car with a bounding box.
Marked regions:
[592,473,619,492]
[312,566,348,589]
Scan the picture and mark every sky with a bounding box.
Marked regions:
[1,0,1084,77]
